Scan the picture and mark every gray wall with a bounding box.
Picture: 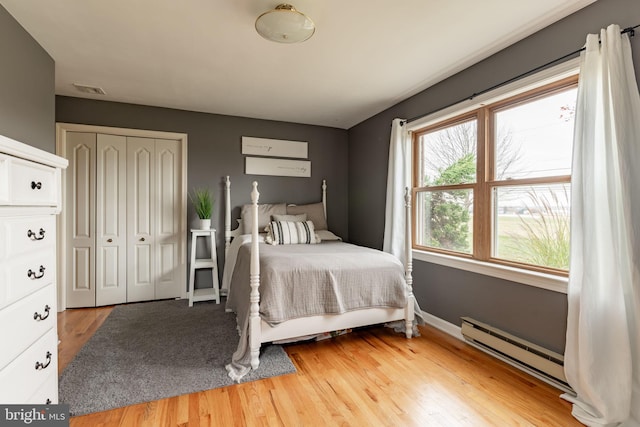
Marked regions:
[0,5,55,151]
[348,0,640,354]
[56,97,349,287]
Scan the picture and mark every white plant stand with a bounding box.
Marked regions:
[188,229,220,306]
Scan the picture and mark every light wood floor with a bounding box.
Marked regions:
[57,304,582,427]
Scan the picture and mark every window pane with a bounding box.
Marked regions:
[417,119,477,186]
[415,190,473,254]
[494,88,577,180]
[493,184,570,270]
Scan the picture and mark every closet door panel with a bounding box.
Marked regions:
[154,139,181,299]
[65,133,96,308]
[96,134,127,306]
[126,137,155,302]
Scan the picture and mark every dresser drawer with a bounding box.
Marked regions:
[0,285,56,370]
[0,215,55,261]
[8,156,58,206]
[27,371,58,405]
[0,250,56,309]
[0,328,58,404]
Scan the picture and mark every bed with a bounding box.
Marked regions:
[222,176,415,381]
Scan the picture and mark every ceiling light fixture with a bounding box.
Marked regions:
[255,4,315,44]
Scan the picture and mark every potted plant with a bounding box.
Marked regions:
[190,187,213,230]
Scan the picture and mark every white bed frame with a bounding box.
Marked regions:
[224,176,415,369]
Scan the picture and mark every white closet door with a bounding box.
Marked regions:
[154,139,182,299]
[96,134,127,306]
[126,137,156,302]
[65,132,97,308]
[60,126,186,308]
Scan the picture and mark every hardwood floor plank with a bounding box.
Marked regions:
[59,305,581,426]
[176,393,189,426]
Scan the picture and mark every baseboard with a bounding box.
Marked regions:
[420,310,572,393]
[420,310,464,341]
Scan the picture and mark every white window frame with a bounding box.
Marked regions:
[407,58,580,294]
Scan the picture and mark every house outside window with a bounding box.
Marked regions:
[412,75,578,276]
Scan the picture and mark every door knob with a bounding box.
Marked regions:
[107,238,113,243]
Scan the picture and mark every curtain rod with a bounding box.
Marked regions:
[403,24,639,125]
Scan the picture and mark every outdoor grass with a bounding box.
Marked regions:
[495,214,570,269]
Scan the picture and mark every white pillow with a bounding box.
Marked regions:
[264,214,308,234]
[266,220,319,245]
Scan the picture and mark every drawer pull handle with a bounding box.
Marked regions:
[107,238,113,243]
[46,399,51,405]
[27,265,46,279]
[31,181,43,190]
[34,305,51,321]
[140,237,145,242]
[27,228,46,241]
[35,351,52,370]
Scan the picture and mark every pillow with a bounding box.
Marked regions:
[266,220,319,245]
[271,213,307,222]
[264,214,307,233]
[315,229,342,241]
[286,202,327,230]
[241,203,286,234]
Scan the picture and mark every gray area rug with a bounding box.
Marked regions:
[59,299,296,416]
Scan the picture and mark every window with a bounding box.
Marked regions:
[412,76,577,276]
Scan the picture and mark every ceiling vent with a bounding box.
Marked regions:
[72,83,106,95]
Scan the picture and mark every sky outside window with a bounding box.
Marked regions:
[495,87,577,181]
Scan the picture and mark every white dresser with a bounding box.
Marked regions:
[0,134,68,404]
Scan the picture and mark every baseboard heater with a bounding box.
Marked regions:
[461,317,573,393]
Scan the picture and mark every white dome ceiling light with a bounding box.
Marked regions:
[255,4,315,43]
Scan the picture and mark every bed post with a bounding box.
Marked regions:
[225,176,231,256]
[322,179,327,221]
[249,181,261,369]
[404,187,415,339]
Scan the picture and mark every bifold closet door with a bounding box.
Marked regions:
[126,137,182,301]
[65,132,97,308]
[127,137,181,301]
[66,132,129,307]
[95,134,127,306]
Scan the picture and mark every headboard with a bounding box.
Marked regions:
[224,176,327,255]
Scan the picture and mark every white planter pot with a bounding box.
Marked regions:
[199,218,211,230]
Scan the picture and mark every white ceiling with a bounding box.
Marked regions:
[2,0,596,129]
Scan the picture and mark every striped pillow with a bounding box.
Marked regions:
[266,220,319,245]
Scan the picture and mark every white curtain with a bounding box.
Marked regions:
[383,118,410,264]
[563,24,640,427]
